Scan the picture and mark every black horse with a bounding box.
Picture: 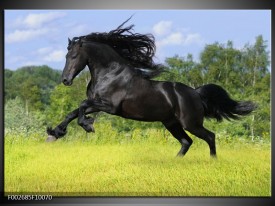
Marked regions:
[47,19,256,157]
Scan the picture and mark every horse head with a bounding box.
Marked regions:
[62,38,87,86]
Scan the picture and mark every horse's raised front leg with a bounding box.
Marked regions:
[78,102,97,133]
[46,108,79,141]
[46,106,96,142]
[78,98,112,133]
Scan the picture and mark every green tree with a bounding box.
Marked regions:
[5,97,45,135]
[4,65,62,110]
[164,54,196,86]
[241,35,270,140]
[20,79,43,114]
[200,42,224,84]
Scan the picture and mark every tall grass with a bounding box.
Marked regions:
[4,125,271,197]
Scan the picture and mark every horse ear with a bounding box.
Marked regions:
[68,38,72,44]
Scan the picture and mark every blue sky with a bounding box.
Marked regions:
[5,10,271,70]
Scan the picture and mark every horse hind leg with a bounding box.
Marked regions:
[188,126,216,157]
[163,121,193,157]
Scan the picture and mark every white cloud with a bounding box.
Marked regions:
[20,12,66,28]
[156,32,203,49]
[152,21,173,36]
[37,47,52,55]
[6,28,49,43]
[5,11,66,44]
[152,21,204,50]
[185,33,203,45]
[43,50,66,62]
[157,32,184,47]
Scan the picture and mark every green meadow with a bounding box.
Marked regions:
[4,35,271,197]
[4,129,271,197]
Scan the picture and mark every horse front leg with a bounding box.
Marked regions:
[78,99,112,133]
[78,101,97,133]
[46,106,97,142]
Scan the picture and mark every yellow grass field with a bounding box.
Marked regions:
[4,132,271,197]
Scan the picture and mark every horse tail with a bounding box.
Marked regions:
[195,84,257,122]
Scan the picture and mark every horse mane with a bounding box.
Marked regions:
[69,17,164,79]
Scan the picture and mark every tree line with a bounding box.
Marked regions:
[4,35,270,141]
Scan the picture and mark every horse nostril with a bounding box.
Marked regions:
[62,78,70,85]
[62,78,73,86]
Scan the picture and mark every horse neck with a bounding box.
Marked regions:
[87,60,135,85]
[85,43,134,83]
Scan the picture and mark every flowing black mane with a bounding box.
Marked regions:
[69,17,164,79]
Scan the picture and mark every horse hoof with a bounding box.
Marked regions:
[86,127,95,133]
[176,153,184,157]
[82,124,95,133]
[46,135,57,142]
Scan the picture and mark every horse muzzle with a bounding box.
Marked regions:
[62,78,73,86]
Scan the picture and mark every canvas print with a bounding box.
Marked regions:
[4,10,271,197]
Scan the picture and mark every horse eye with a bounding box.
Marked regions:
[71,54,78,59]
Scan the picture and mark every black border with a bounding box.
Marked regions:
[0,0,273,205]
